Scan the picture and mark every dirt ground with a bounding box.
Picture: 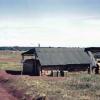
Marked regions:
[0,83,17,100]
[0,71,68,100]
[0,71,18,100]
[0,58,18,62]
[0,71,27,100]
[0,71,47,100]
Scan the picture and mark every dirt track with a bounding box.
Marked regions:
[0,58,20,62]
[0,71,18,100]
[0,83,17,100]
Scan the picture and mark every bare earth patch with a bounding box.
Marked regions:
[0,71,17,100]
[0,83,17,100]
[0,58,19,62]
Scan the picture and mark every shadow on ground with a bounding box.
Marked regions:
[5,70,35,76]
[6,70,22,75]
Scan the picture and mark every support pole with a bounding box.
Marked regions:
[41,66,42,76]
[34,53,37,75]
[88,65,91,74]
[21,55,24,75]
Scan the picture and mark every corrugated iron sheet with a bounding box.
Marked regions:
[35,47,91,66]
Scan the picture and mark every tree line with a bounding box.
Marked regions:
[0,46,33,51]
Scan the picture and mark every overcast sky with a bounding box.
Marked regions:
[0,0,100,47]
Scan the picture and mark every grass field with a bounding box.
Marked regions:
[0,50,22,71]
[0,50,100,100]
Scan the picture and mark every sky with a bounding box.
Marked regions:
[0,0,100,47]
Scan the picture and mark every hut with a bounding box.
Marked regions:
[21,47,92,76]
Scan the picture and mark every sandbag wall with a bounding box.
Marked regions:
[51,70,68,77]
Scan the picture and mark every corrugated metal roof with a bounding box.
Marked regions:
[85,47,100,52]
[35,47,91,66]
[22,48,35,56]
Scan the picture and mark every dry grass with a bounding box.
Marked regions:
[1,73,99,100]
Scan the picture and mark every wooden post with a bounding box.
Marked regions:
[34,54,36,75]
[88,66,91,74]
[41,66,42,76]
[34,53,37,76]
[95,64,99,74]
[21,55,24,75]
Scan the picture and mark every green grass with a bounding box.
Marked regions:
[0,62,22,71]
[0,51,22,71]
[0,51,21,58]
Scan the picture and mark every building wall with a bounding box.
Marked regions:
[66,64,90,72]
[41,64,90,76]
